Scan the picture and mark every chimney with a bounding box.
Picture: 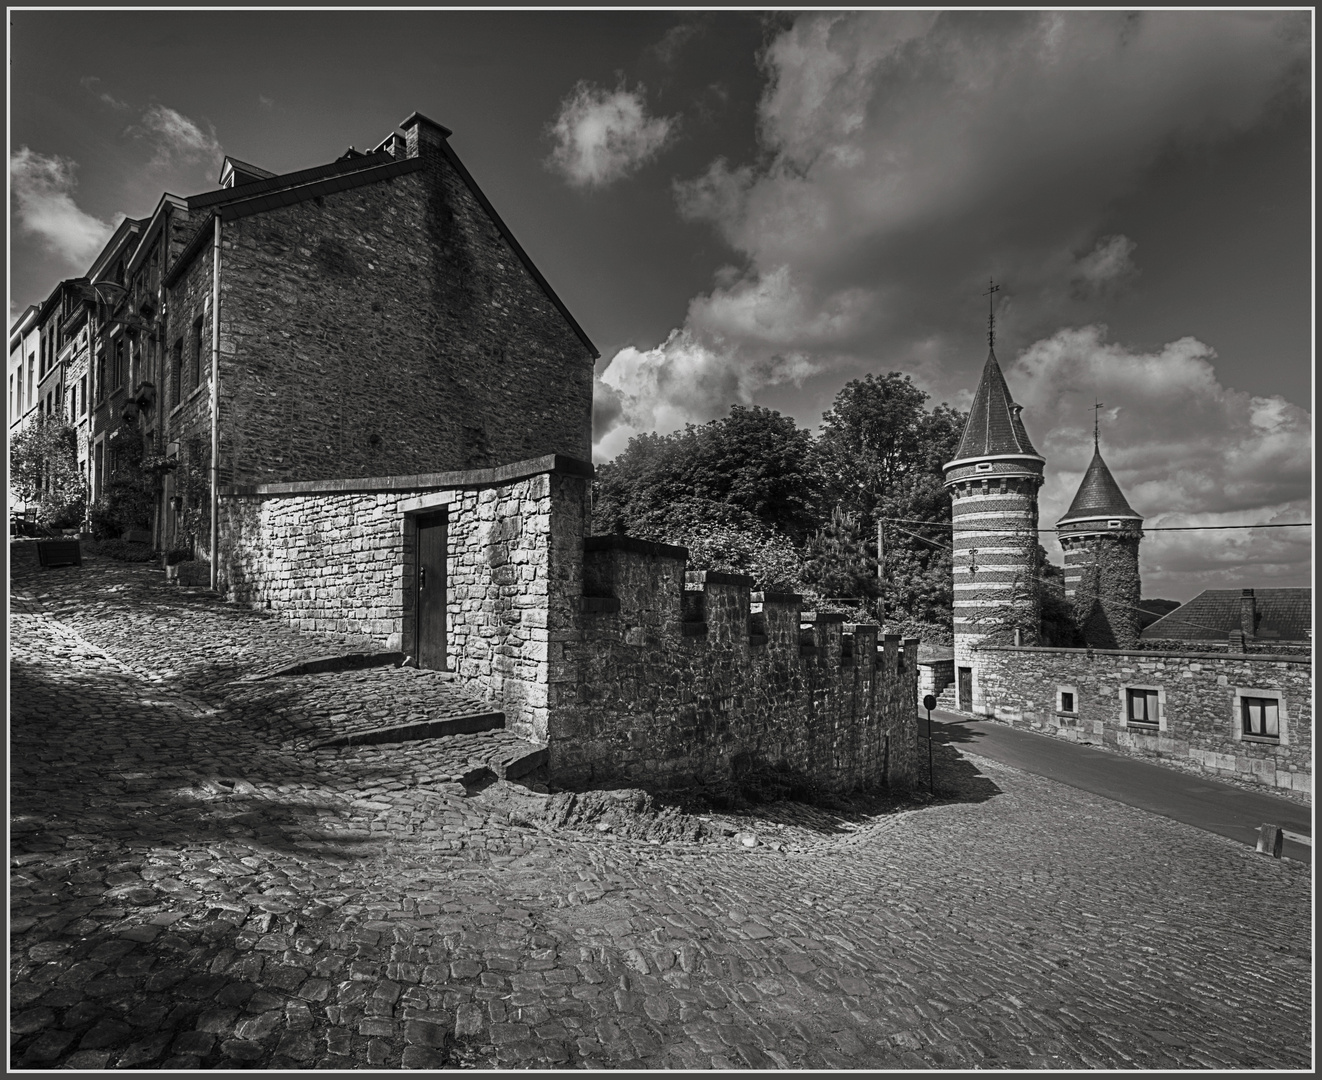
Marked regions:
[399,112,453,160]
[1240,589,1256,639]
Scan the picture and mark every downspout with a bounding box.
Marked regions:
[209,214,222,590]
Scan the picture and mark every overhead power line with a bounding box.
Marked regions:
[879,516,1311,534]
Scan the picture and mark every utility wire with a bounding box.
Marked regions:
[878,516,1311,533]
[880,522,1243,639]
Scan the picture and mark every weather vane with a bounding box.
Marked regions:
[982,279,1000,349]
[1092,399,1105,448]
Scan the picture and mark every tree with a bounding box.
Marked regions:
[815,373,965,626]
[9,415,86,530]
[592,405,822,543]
[800,506,876,600]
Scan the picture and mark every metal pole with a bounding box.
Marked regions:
[927,706,934,793]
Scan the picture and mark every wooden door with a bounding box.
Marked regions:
[415,511,447,670]
[958,666,973,712]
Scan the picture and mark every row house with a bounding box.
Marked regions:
[11,111,597,556]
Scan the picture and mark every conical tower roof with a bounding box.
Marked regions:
[1058,447,1141,524]
[950,349,1042,462]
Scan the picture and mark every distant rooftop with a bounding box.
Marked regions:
[1140,588,1311,642]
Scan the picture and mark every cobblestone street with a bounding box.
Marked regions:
[9,546,1313,1070]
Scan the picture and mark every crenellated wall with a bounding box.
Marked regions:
[549,535,921,794]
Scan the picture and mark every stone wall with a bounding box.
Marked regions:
[973,644,1312,795]
[549,536,922,794]
[217,455,592,742]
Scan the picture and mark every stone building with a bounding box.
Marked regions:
[1056,435,1144,649]
[941,346,1045,709]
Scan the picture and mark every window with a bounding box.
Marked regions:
[1241,698,1279,739]
[975,462,993,472]
[192,317,205,389]
[95,348,106,401]
[1060,691,1074,713]
[171,339,184,407]
[1126,688,1160,727]
[114,337,126,390]
[68,382,76,421]
[80,375,88,416]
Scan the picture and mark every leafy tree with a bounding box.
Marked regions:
[815,373,965,625]
[592,405,821,543]
[9,414,86,530]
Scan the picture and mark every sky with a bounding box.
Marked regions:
[8,9,1314,600]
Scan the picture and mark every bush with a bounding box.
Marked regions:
[85,539,156,562]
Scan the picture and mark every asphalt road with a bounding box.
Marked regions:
[928,710,1313,864]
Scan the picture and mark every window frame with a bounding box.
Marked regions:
[1056,684,1078,717]
[1232,687,1289,746]
[1120,683,1165,732]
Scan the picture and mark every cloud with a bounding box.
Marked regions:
[127,104,222,169]
[651,21,705,67]
[10,147,118,266]
[603,10,1309,465]
[546,81,677,188]
[1007,325,1311,592]
[1070,235,1139,299]
[80,75,130,111]
[258,95,275,111]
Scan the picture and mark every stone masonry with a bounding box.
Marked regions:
[218,455,591,746]
[973,644,1312,794]
[549,536,921,794]
[219,461,921,794]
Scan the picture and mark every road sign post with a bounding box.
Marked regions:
[922,694,937,793]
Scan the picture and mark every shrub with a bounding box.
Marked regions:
[84,539,156,562]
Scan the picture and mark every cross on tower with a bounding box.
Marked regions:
[1092,399,1105,448]
[982,279,1000,349]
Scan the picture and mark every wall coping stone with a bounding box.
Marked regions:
[583,534,687,559]
[685,570,754,588]
[752,591,803,605]
[219,453,593,498]
[974,643,1311,666]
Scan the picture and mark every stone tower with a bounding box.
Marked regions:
[943,348,1045,689]
[1056,436,1143,649]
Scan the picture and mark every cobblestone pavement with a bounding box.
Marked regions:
[9,547,1313,1070]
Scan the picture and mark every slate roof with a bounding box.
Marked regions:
[1140,588,1312,642]
[951,349,1041,461]
[1057,447,1140,524]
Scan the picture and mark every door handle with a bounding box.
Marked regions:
[420,567,426,589]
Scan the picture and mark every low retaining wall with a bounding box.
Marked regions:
[973,644,1312,795]
[549,535,921,793]
[217,455,591,741]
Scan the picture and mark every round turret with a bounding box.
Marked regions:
[1056,445,1143,648]
[943,349,1045,685]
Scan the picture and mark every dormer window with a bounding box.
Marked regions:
[975,462,993,473]
[1108,520,1121,528]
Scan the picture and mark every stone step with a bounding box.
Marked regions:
[307,710,505,749]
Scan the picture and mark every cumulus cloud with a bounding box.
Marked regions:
[10,147,118,266]
[127,104,222,169]
[598,10,1309,470]
[546,81,677,188]
[1007,325,1312,592]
